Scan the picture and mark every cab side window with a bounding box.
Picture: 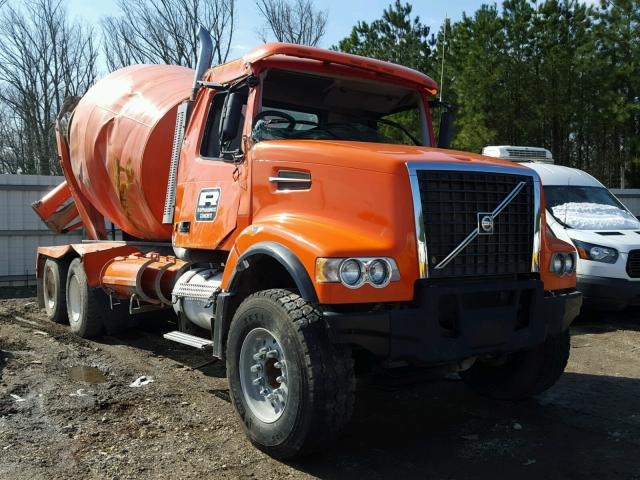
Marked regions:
[200,92,227,159]
[200,88,248,160]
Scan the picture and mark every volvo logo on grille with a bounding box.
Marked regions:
[479,214,494,234]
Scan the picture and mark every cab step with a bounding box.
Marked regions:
[163,331,213,350]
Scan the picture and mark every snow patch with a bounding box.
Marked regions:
[551,202,640,230]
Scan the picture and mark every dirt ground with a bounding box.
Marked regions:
[1,288,639,480]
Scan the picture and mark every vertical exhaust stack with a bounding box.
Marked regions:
[191,26,214,100]
[163,26,214,225]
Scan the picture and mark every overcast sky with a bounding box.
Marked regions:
[67,0,602,59]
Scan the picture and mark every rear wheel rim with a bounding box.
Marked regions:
[67,274,82,325]
[43,265,56,311]
[239,327,288,424]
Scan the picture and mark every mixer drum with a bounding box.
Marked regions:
[69,64,193,240]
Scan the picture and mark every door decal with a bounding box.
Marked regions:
[195,188,221,222]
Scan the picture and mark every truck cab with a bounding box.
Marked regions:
[34,37,581,459]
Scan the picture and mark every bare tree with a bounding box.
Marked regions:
[0,104,27,174]
[0,0,98,175]
[102,0,236,71]
[256,0,327,46]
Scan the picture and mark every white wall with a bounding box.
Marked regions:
[0,175,84,286]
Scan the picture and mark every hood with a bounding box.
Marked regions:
[558,227,640,253]
[525,162,602,187]
[251,140,533,175]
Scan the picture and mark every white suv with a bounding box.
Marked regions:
[483,146,640,311]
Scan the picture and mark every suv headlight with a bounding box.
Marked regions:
[571,239,618,264]
[316,257,399,288]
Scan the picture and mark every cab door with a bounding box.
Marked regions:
[173,87,247,250]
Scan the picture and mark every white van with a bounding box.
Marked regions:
[483,146,640,311]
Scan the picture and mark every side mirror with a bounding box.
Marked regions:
[437,110,454,149]
[219,92,245,147]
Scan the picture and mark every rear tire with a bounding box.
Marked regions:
[65,258,107,338]
[460,330,570,401]
[226,289,355,459]
[42,258,69,323]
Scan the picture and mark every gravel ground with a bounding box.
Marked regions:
[1,288,639,479]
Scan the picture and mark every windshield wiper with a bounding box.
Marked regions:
[377,118,421,146]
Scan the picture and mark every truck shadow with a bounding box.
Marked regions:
[290,371,640,480]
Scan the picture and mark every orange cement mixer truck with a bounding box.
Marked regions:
[32,28,581,458]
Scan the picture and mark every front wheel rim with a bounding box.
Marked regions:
[67,274,82,325]
[239,327,289,424]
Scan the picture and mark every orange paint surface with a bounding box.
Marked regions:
[68,65,193,240]
[217,140,576,303]
[36,243,140,287]
[101,253,190,303]
[204,42,438,94]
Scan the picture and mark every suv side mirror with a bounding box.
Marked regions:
[437,111,454,149]
[219,92,245,147]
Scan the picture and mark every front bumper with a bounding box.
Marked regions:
[325,278,582,365]
[577,275,640,310]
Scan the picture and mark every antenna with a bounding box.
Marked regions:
[439,13,447,102]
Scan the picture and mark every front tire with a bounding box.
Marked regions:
[460,330,570,400]
[66,258,107,338]
[226,289,355,459]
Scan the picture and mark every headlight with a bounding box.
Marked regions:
[564,253,574,273]
[367,259,391,287]
[339,259,364,288]
[315,257,399,288]
[552,254,565,273]
[572,239,618,264]
[550,252,576,276]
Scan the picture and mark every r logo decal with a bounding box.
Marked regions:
[195,188,221,222]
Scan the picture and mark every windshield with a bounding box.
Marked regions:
[253,69,426,146]
[544,185,640,230]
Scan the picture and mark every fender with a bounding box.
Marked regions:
[36,243,140,286]
[227,241,318,303]
[213,240,317,358]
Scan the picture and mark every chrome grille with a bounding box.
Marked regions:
[415,169,535,278]
[627,250,640,278]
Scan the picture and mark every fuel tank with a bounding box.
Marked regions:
[68,64,193,240]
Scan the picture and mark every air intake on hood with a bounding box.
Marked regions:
[596,231,623,236]
[268,169,311,191]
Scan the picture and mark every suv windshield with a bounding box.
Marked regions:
[544,185,640,230]
[254,69,426,146]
